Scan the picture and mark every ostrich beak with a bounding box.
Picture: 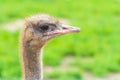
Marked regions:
[46,24,80,36]
[58,24,80,34]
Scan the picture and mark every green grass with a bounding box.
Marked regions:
[0,0,120,79]
[45,69,82,80]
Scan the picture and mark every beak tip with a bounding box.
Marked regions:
[75,27,80,32]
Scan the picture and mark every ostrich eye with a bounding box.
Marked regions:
[39,25,50,32]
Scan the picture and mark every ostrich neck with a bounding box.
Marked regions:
[21,47,43,80]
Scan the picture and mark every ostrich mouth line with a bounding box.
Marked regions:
[45,24,80,35]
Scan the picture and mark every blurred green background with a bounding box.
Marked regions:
[0,0,120,80]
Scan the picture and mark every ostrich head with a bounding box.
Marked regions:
[23,14,80,51]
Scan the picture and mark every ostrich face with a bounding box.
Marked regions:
[24,14,80,48]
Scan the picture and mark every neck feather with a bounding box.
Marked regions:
[21,46,43,80]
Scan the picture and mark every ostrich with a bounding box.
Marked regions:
[20,14,80,80]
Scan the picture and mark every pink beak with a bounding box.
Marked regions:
[58,24,80,34]
[46,24,80,35]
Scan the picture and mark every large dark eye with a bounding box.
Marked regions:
[39,25,50,32]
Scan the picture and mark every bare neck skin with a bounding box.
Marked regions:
[21,45,43,80]
[20,23,43,80]
[20,28,44,80]
[21,47,43,80]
